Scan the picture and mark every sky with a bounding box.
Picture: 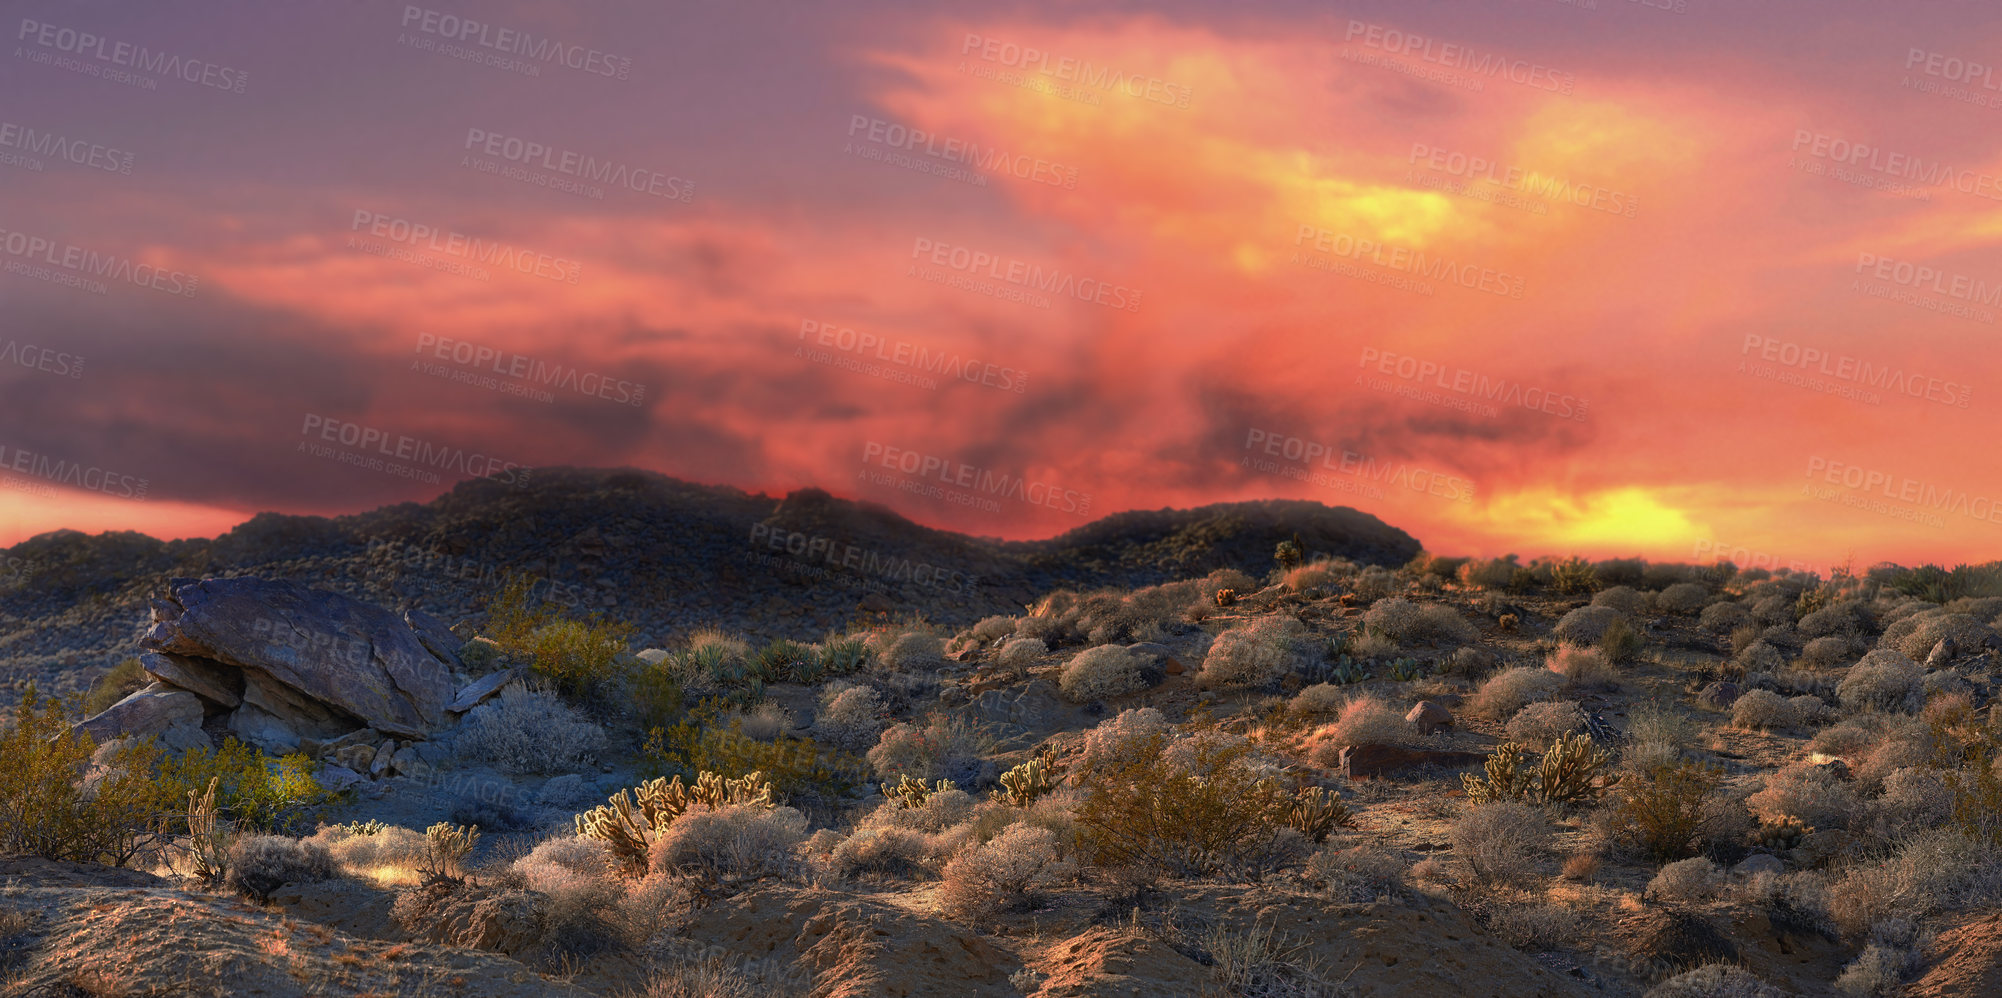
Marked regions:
[2,0,2000,572]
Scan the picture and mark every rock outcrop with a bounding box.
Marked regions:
[80,577,461,754]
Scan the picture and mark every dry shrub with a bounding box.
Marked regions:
[1699,601,1749,633]
[937,824,1074,920]
[965,615,1017,645]
[1747,762,1859,831]
[1647,857,1725,906]
[648,803,806,880]
[1505,701,1587,748]
[1318,695,1410,749]
[1827,830,2002,936]
[1289,683,1347,716]
[1487,902,1578,951]
[1199,616,1311,689]
[1470,666,1563,719]
[1362,598,1476,646]
[1346,628,1400,661]
[1642,964,1790,998]
[454,683,606,775]
[1731,689,1799,730]
[1838,650,1924,714]
[224,834,336,901]
[826,826,946,879]
[514,835,614,894]
[1592,586,1646,614]
[1285,562,1338,592]
[1561,852,1601,882]
[1073,729,1298,879]
[866,713,990,785]
[1548,644,1619,691]
[1059,644,1150,702]
[1075,708,1172,776]
[996,637,1046,671]
[1304,841,1407,902]
[813,684,884,752]
[1800,635,1853,669]
[1624,702,1693,773]
[1880,608,1994,661]
[1554,605,1622,644]
[1866,767,1953,844]
[1657,583,1711,615]
[1458,556,1521,589]
[1451,801,1550,886]
[1608,764,1721,862]
[637,951,807,998]
[875,629,946,673]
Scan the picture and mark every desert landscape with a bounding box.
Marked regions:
[2,470,1999,997]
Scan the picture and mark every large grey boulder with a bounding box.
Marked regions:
[404,607,464,668]
[79,683,204,745]
[142,577,456,739]
[141,651,242,708]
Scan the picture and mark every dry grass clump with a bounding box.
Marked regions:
[1199,616,1311,689]
[1865,767,1953,843]
[1345,628,1400,661]
[1623,701,1694,773]
[1470,666,1563,719]
[1827,829,2002,937]
[1304,841,1407,901]
[649,803,807,880]
[1553,605,1622,644]
[825,825,949,879]
[1457,555,1521,590]
[1361,597,1477,646]
[1059,644,1150,702]
[1487,902,1580,951]
[1548,643,1618,691]
[1800,635,1854,669]
[1450,801,1551,886]
[937,823,1074,920]
[1732,689,1810,730]
[1504,701,1587,748]
[873,627,947,673]
[1075,708,1172,776]
[514,835,615,894]
[814,683,884,752]
[1837,650,1924,713]
[1699,601,1749,633]
[309,822,431,882]
[1591,585,1646,614]
[1284,561,1339,593]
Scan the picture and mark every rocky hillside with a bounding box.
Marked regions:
[0,467,1420,701]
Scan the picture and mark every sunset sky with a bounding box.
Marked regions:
[3,0,2000,571]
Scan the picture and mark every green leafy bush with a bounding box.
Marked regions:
[0,687,167,866]
[643,704,863,801]
[155,737,335,834]
[1074,731,1297,878]
[82,658,151,716]
[1608,763,1721,861]
[483,573,635,696]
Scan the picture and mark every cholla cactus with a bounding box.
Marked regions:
[1286,786,1353,843]
[1749,815,1811,852]
[995,758,1058,807]
[421,822,480,883]
[575,770,775,871]
[1275,539,1304,572]
[1214,588,1238,608]
[1463,735,1618,805]
[882,773,956,809]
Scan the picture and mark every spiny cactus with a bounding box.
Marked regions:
[1463,734,1619,805]
[1749,815,1811,852]
[1275,539,1304,572]
[575,770,775,871]
[1285,786,1353,843]
[420,822,480,883]
[995,757,1058,808]
[1214,588,1238,608]
[881,773,956,809]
